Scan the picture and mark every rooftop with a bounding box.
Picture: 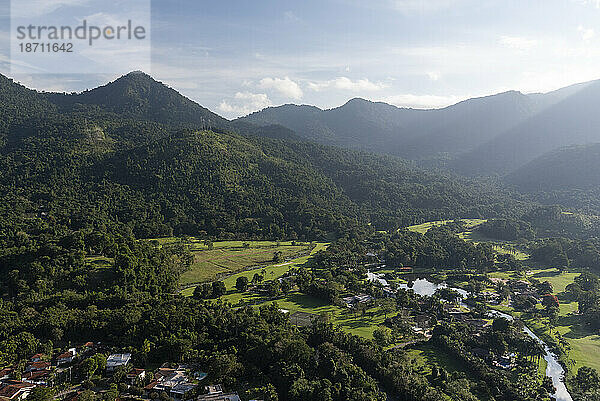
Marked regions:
[106,354,131,367]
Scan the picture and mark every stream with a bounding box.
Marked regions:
[395,277,573,401]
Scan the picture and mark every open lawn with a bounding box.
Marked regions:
[181,242,327,296]
[406,342,467,375]
[179,241,313,285]
[257,292,392,339]
[155,237,305,249]
[566,334,600,374]
[212,240,397,339]
[528,268,580,294]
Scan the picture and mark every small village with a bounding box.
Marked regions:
[0,343,247,401]
[324,249,557,373]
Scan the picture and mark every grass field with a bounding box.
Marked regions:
[528,268,580,294]
[189,240,396,339]
[258,293,390,339]
[406,342,467,375]
[179,242,312,284]
[181,242,327,296]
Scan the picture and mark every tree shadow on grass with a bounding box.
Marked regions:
[284,292,332,310]
[532,269,561,279]
[409,343,465,373]
[557,315,596,340]
[337,319,373,330]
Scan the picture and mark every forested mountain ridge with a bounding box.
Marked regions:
[507,144,600,191]
[238,90,538,159]
[46,71,230,129]
[0,71,528,240]
[451,79,600,176]
[240,79,600,180]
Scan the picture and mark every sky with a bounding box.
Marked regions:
[1,0,600,118]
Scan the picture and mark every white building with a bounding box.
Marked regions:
[106,353,132,372]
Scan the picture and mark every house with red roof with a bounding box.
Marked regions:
[22,369,51,386]
[126,368,146,385]
[25,362,50,373]
[56,348,77,366]
[0,368,13,381]
[0,381,36,401]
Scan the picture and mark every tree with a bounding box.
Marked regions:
[377,298,396,319]
[112,365,127,384]
[212,281,226,298]
[492,317,511,333]
[373,327,392,347]
[252,273,264,284]
[575,366,600,393]
[267,280,281,298]
[236,276,249,292]
[273,251,283,263]
[193,283,212,299]
[27,386,55,401]
[81,353,106,379]
[538,281,553,294]
[281,280,292,294]
[542,294,559,309]
[104,384,119,401]
[208,353,242,381]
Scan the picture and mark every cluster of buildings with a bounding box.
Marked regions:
[0,343,97,399]
[0,344,139,401]
[0,345,249,401]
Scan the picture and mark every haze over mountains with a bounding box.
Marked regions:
[240,79,600,182]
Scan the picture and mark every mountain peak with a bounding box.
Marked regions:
[47,71,229,128]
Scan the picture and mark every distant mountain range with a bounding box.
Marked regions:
[239,79,600,180]
[506,144,600,191]
[5,70,600,208]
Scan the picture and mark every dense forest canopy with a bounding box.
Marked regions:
[0,72,531,240]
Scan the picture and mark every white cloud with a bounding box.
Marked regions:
[427,71,441,81]
[258,77,303,100]
[11,0,91,18]
[578,25,595,40]
[388,0,463,14]
[308,77,387,92]
[283,11,301,23]
[218,92,272,117]
[383,94,464,109]
[499,36,538,50]
[572,0,600,8]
